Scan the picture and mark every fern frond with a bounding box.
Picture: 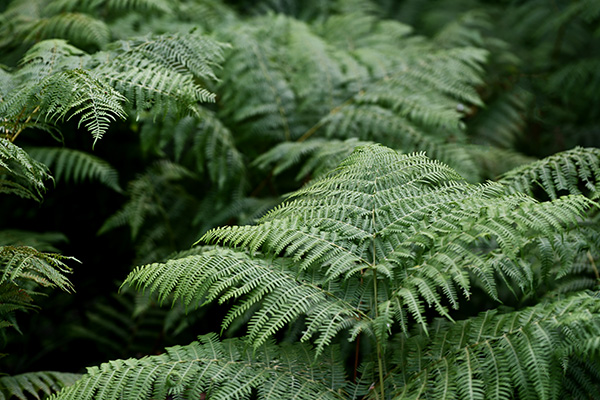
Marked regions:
[50,334,345,400]
[139,109,245,190]
[125,144,595,353]
[0,371,81,400]
[0,245,74,292]
[38,69,127,143]
[98,161,194,240]
[0,139,50,202]
[93,32,224,117]
[26,12,110,49]
[498,146,600,199]
[27,146,122,192]
[392,292,600,400]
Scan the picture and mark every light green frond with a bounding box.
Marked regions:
[38,69,127,143]
[94,32,224,117]
[0,371,81,400]
[27,146,122,192]
[0,139,50,202]
[498,147,600,199]
[50,334,345,400]
[0,245,74,292]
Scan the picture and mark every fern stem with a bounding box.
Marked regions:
[373,269,386,400]
[587,251,600,282]
[10,106,40,142]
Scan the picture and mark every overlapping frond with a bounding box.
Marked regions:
[50,334,345,400]
[498,147,600,199]
[1,30,224,142]
[93,32,224,117]
[391,292,600,400]
[0,371,81,400]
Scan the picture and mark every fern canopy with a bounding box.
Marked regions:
[46,143,597,400]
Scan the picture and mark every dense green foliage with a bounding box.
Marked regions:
[0,0,599,399]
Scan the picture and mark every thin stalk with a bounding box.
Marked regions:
[373,269,386,400]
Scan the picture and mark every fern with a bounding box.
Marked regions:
[392,292,600,400]
[0,371,81,400]
[49,143,600,400]
[51,333,345,400]
[1,29,224,143]
[498,147,600,199]
[27,147,122,192]
[26,12,111,49]
[0,246,74,293]
[126,145,595,348]
[0,245,75,330]
[0,138,50,202]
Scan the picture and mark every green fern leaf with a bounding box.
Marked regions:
[38,69,127,143]
[0,371,81,400]
[25,12,110,48]
[0,245,74,292]
[0,139,50,202]
[394,292,600,399]
[27,147,122,192]
[498,147,600,199]
[50,334,345,400]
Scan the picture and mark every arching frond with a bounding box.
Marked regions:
[0,371,81,400]
[39,69,127,143]
[25,12,110,49]
[0,245,75,329]
[0,246,74,292]
[1,31,224,143]
[27,147,122,192]
[0,139,50,202]
[498,147,600,199]
[50,334,345,400]
[93,32,224,118]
